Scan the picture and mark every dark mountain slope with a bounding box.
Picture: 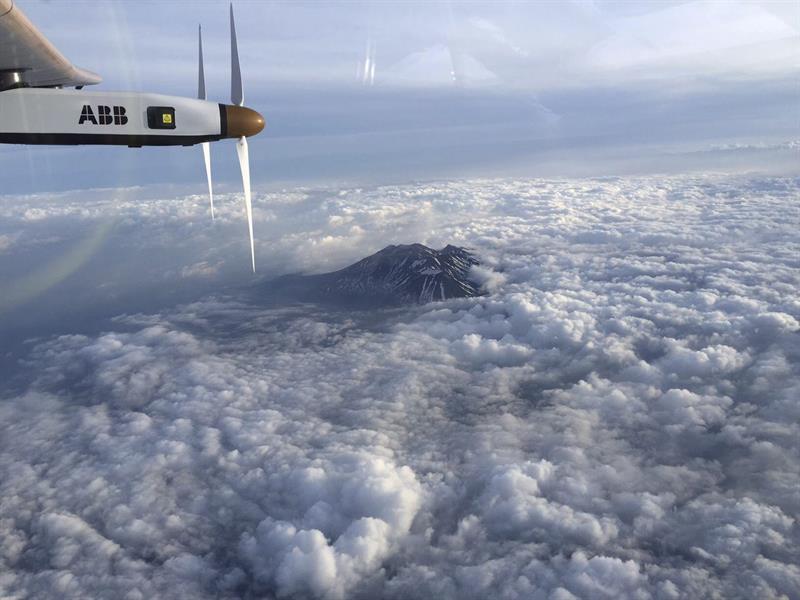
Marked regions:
[265,244,482,306]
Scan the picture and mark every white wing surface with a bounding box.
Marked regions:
[0,0,101,88]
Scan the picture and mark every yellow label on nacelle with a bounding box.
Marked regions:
[162,113,173,124]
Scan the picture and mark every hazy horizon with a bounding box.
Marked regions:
[2,0,797,193]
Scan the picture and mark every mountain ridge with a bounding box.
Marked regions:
[264,243,482,306]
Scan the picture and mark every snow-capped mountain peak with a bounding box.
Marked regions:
[265,244,482,306]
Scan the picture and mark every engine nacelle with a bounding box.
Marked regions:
[0,87,263,147]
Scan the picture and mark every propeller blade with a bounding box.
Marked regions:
[230,3,243,106]
[236,135,255,272]
[197,25,214,219]
[197,25,206,100]
[231,3,255,271]
[201,141,214,220]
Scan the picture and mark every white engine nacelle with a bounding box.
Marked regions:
[0,87,263,147]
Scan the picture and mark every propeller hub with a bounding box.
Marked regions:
[224,105,265,138]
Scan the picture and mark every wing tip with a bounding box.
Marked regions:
[72,67,103,87]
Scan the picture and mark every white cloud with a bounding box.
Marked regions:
[240,455,422,599]
[1,174,798,598]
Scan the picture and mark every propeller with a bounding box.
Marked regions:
[230,3,256,273]
[194,4,261,272]
[197,25,215,220]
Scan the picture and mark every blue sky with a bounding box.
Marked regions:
[3,0,798,191]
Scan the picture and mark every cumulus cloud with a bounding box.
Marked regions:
[1,174,799,599]
[240,455,421,599]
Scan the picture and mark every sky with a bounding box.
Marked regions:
[1,0,798,193]
[1,2,800,599]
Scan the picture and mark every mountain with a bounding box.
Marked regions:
[264,244,482,306]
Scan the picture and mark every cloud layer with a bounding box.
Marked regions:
[1,175,799,598]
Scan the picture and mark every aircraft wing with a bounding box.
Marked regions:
[0,0,101,88]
